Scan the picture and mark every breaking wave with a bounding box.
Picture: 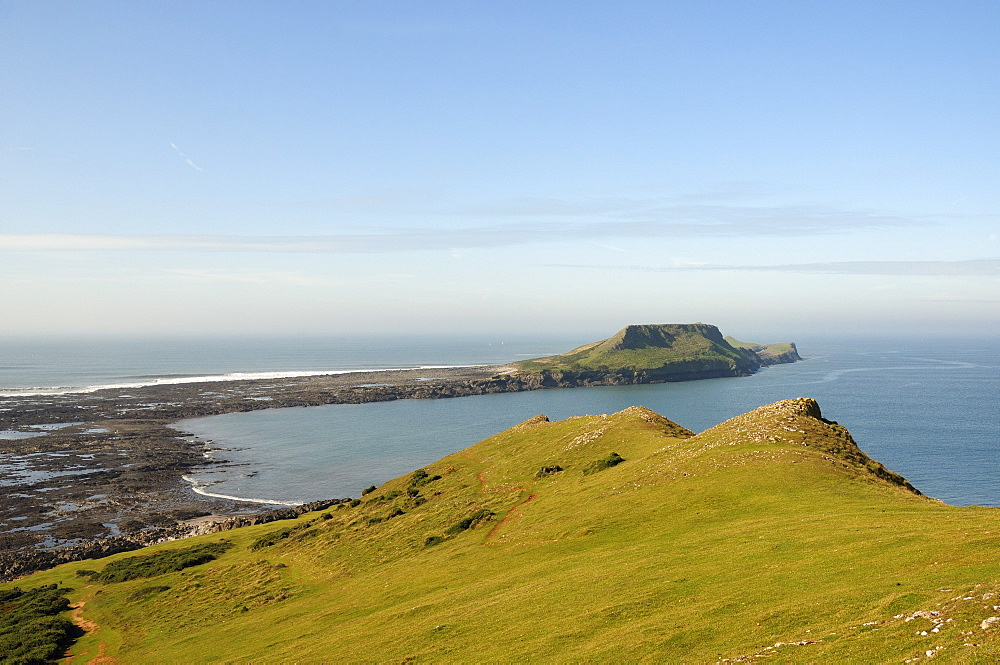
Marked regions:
[181,474,301,507]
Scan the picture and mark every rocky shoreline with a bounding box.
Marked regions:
[1,355,798,581]
[0,365,514,581]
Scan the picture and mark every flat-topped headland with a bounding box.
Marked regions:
[0,324,798,580]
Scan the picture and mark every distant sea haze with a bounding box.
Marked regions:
[3,334,997,507]
[0,334,583,396]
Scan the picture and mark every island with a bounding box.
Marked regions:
[0,323,799,581]
[514,323,800,384]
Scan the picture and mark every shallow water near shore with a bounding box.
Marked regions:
[178,336,1000,507]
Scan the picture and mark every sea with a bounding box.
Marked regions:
[2,334,998,508]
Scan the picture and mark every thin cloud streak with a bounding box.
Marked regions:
[444,197,931,230]
[0,211,925,255]
[548,258,1000,277]
[723,259,1000,276]
[166,268,335,288]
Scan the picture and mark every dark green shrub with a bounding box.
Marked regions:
[583,452,625,475]
[408,469,442,489]
[445,509,495,535]
[535,465,564,478]
[0,584,75,664]
[387,508,405,519]
[424,535,445,547]
[361,485,377,496]
[77,541,233,583]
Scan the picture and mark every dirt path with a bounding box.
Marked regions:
[457,452,491,490]
[487,493,538,541]
[69,600,100,634]
[457,452,540,541]
[65,598,115,664]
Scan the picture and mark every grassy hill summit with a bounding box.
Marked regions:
[6,399,999,662]
[513,323,799,384]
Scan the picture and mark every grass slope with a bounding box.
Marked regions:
[514,323,760,375]
[5,400,999,663]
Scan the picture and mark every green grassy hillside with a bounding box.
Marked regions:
[4,399,999,663]
[725,335,803,364]
[514,323,765,379]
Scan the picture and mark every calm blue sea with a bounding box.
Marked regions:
[167,336,1000,508]
[2,335,997,507]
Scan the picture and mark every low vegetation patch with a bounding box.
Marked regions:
[582,452,625,475]
[126,585,171,603]
[251,520,323,551]
[76,541,233,583]
[368,490,402,503]
[535,465,564,478]
[252,527,294,551]
[0,585,75,665]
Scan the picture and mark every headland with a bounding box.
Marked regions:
[0,323,799,580]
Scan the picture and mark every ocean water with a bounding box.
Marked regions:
[173,336,1000,508]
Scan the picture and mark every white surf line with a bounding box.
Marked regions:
[0,364,492,397]
[181,474,301,506]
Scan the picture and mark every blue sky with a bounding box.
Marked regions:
[1,1,997,338]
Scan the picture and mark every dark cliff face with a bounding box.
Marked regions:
[723,337,802,367]
[754,342,802,365]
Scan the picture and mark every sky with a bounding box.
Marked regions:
[1,1,998,340]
